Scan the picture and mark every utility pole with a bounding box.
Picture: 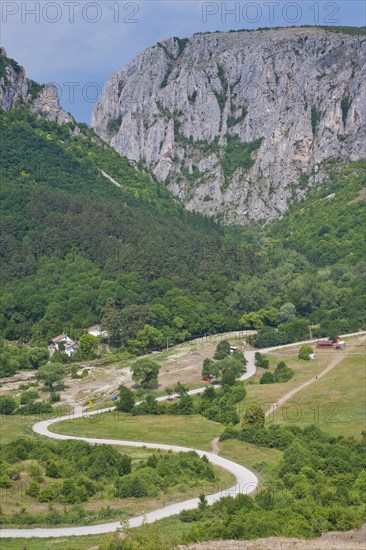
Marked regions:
[166,337,169,351]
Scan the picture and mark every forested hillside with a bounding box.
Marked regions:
[0,50,365,356]
[0,107,242,344]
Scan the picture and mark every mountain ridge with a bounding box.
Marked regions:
[92,26,366,223]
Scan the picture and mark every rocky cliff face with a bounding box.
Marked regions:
[0,47,73,124]
[0,47,29,110]
[92,27,366,223]
[31,83,74,125]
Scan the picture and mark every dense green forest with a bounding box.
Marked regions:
[0,49,365,361]
[0,107,241,344]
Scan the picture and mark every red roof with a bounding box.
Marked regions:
[51,333,69,343]
[317,339,333,346]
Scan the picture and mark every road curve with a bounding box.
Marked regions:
[1,346,258,539]
[2,408,258,538]
[1,331,364,539]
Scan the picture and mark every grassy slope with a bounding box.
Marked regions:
[241,336,365,437]
[275,352,365,436]
[52,413,223,452]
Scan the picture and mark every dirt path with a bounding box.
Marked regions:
[211,437,220,454]
[265,337,365,418]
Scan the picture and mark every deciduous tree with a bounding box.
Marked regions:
[131,359,160,388]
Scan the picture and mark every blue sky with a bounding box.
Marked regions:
[2,1,365,122]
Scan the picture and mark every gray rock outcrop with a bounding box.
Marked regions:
[92,28,366,223]
[0,47,73,125]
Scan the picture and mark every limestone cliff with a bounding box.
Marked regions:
[0,47,73,124]
[92,27,366,223]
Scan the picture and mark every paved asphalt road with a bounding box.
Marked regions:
[1,332,364,539]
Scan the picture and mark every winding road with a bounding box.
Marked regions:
[1,332,364,539]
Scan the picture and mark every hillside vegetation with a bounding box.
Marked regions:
[0,50,365,365]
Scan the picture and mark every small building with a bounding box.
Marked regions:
[87,325,108,338]
[50,333,71,350]
[64,340,80,357]
[316,339,334,348]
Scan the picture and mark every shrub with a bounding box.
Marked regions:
[115,474,149,498]
[221,135,263,182]
[213,340,231,360]
[274,362,294,382]
[0,475,11,488]
[255,352,269,369]
[11,507,37,525]
[116,385,135,412]
[260,372,275,384]
[38,483,60,502]
[49,392,60,403]
[179,508,202,522]
[131,359,160,388]
[298,345,314,361]
[107,115,122,134]
[20,390,39,405]
[26,479,40,497]
[242,404,265,430]
[0,396,17,415]
[45,508,63,525]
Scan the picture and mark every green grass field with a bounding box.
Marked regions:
[241,338,365,437]
[0,406,70,444]
[244,348,327,404]
[274,353,365,437]
[218,439,283,486]
[52,413,224,452]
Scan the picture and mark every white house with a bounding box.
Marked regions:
[50,333,71,350]
[49,333,80,356]
[87,325,108,338]
[64,340,80,356]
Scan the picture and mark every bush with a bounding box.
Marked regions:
[274,362,294,382]
[298,345,313,361]
[17,401,53,415]
[38,483,60,503]
[242,404,265,429]
[26,479,40,497]
[116,385,135,412]
[11,507,37,525]
[260,372,275,384]
[213,340,231,360]
[0,474,11,488]
[179,508,202,522]
[45,508,63,525]
[115,474,149,498]
[20,390,39,405]
[202,358,219,378]
[255,352,269,369]
[0,396,17,415]
[131,359,160,388]
[49,392,60,403]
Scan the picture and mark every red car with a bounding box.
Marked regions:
[203,377,211,382]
